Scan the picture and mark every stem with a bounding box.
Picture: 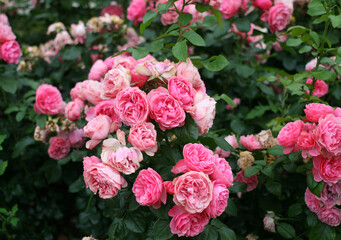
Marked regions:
[85,194,94,213]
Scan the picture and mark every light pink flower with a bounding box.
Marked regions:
[226,98,241,110]
[205,182,229,218]
[210,155,234,188]
[304,103,334,123]
[54,31,73,50]
[101,5,124,18]
[135,59,176,80]
[65,98,84,121]
[263,212,276,233]
[312,155,341,184]
[317,207,341,227]
[88,60,108,81]
[83,156,127,199]
[168,76,195,111]
[84,115,112,141]
[0,40,21,64]
[183,143,215,174]
[306,58,318,71]
[220,0,241,19]
[305,78,329,98]
[132,168,167,209]
[305,188,322,213]
[274,0,294,12]
[0,24,16,43]
[215,135,239,158]
[296,123,320,158]
[0,14,9,26]
[268,3,291,33]
[240,135,262,151]
[277,120,304,154]
[34,84,63,115]
[79,80,105,105]
[102,65,131,98]
[128,122,158,156]
[252,0,272,10]
[176,58,203,88]
[127,0,147,25]
[234,170,258,192]
[48,136,71,160]
[70,21,86,44]
[68,129,87,149]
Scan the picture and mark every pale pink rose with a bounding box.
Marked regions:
[183,143,215,174]
[304,103,334,123]
[81,80,105,105]
[277,120,304,154]
[54,31,73,50]
[305,188,322,213]
[83,156,127,199]
[168,76,195,111]
[132,168,167,209]
[176,58,203,88]
[317,207,341,226]
[215,135,239,158]
[210,155,234,188]
[234,170,258,192]
[84,115,112,140]
[0,24,16,43]
[312,155,341,184]
[88,60,108,81]
[296,123,320,158]
[135,59,176,80]
[274,0,294,12]
[114,87,149,126]
[315,114,341,156]
[48,136,71,160]
[161,9,178,26]
[70,21,86,44]
[268,3,291,33]
[252,0,272,10]
[240,135,262,151]
[127,0,147,25]
[109,55,137,69]
[169,205,210,237]
[220,0,241,19]
[65,98,84,121]
[68,129,87,149]
[173,171,213,214]
[205,182,229,218]
[263,212,276,233]
[47,22,66,34]
[128,122,158,156]
[305,78,329,98]
[102,65,131,98]
[70,82,83,101]
[0,40,21,64]
[171,159,189,175]
[0,14,9,26]
[226,98,241,110]
[101,5,124,18]
[130,68,149,88]
[148,87,186,131]
[306,58,318,71]
[190,90,216,135]
[34,84,63,115]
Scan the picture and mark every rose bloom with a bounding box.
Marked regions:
[173,171,213,214]
[114,87,149,126]
[210,155,234,188]
[304,188,322,213]
[0,14,9,26]
[161,8,178,26]
[234,170,258,192]
[220,0,241,19]
[70,21,86,44]
[305,78,329,98]
[48,136,71,160]
[107,55,137,70]
[0,24,16,43]
[68,129,87,149]
[130,68,149,88]
[127,0,147,25]
[88,60,108,81]
[168,76,195,110]
[277,120,304,154]
[183,143,215,174]
[176,58,203,89]
[317,207,341,227]
[34,84,64,115]
[84,114,112,140]
[296,124,320,158]
[135,59,176,80]
[171,159,189,175]
[65,98,84,121]
[240,135,262,151]
[263,212,276,233]
[83,156,127,199]
[132,168,167,209]
[102,65,131,98]
[79,80,105,105]
[252,0,272,10]
[335,107,341,117]
[128,122,158,156]
[315,114,341,156]
[169,205,210,237]
[101,5,124,18]
[0,40,21,64]
[268,3,291,33]
[312,155,341,184]
[205,182,229,218]
[304,103,334,123]
[215,135,239,158]
[274,0,294,12]
[190,90,216,135]
[54,31,73,50]
[148,87,186,131]
[237,151,255,170]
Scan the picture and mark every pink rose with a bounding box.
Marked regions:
[317,207,341,227]
[84,115,112,140]
[210,155,234,188]
[268,3,291,33]
[83,156,127,199]
[0,40,21,64]
[164,181,175,195]
[173,171,213,214]
[76,80,105,105]
[127,0,147,25]
[34,84,63,115]
[102,65,131,98]
[88,60,108,81]
[304,103,334,123]
[305,188,322,213]
[168,76,195,111]
[277,120,304,154]
[135,59,176,80]
[234,170,258,192]
[0,14,9,26]
[101,5,124,18]
[315,114,341,156]
[334,108,341,117]
[305,78,329,98]
[130,68,149,88]
[128,122,158,156]
[226,98,241,110]
[169,205,210,237]
[263,212,276,233]
[48,136,71,160]
[148,87,186,131]
[190,90,216,135]
[171,159,189,175]
[183,143,215,174]
[215,135,239,158]
[296,124,320,158]
[312,155,341,184]
[220,0,241,19]
[306,58,317,71]
[114,87,149,126]
[0,24,16,43]
[65,98,84,121]
[176,58,203,88]
[252,0,272,10]
[68,129,86,149]
[161,8,178,26]
[54,31,73,50]
[109,55,137,69]
[274,0,294,12]
[240,135,262,151]
[70,21,86,44]
[132,168,167,209]
[205,182,229,218]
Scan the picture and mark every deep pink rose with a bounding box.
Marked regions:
[132,168,167,209]
[101,5,124,18]
[252,0,272,10]
[65,98,84,121]
[312,155,341,184]
[169,205,210,237]
[168,76,195,110]
[102,65,131,98]
[277,120,304,154]
[268,3,291,33]
[0,40,21,64]
[148,87,186,131]
[0,24,16,43]
[215,135,239,158]
[84,115,112,140]
[220,0,241,19]
[240,135,262,151]
[296,123,320,158]
[114,87,149,126]
[130,68,149,88]
[173,171,213,214]
[128,122,158,156]
[48,136,71,160]
[183,143,215,174]
[304,103,334,123]
[304,188,322,213]
[34,84,63,115]
[205,182,229,218]
[334,108,341,117]
[317,207,341,227]
[305,78,329,98]
[210,155,234,188]
[68,129,86,149]
[88,60,108,81]
[83,156,127,199]
[234,170,258,192]
[164,181,175,195]
[176,58,203,88]
[127,0,147,25]
[171,159,189,175]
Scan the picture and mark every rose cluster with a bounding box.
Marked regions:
[0,13,21,64]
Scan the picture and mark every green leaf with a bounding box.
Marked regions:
[153,219,173,240]
[69,177,85,193]
[41,161,62,184]
[307,173,324,197]
[36,115,47,128]
[150,39,164,53]
[62,46,82,61]
[71,150,87,162]
[178,13,192,26]
[202,15,217,27]
[143,10,158,24]
[236,64,255,78]
[157,1,174,14]
[195,225,218,240]
[219,94,236,107]
[299,45,312,53]
[0,135,6,151]
[183,30,205,47]
[310,31,320,47]
[229,182,247,193]
[329,15,341,28]
[234,18,251,33]
[266,180,282,198]
[287,26,308,37]
[0,161,8,175]
[244,166,262,178]
[309,222,335,240]
[195,3,211,13]
[132,47,149,60]
[277,223,296,239]
[225,198,237,216]
[9,217,19,227]
[174,116,199,144]
[245,105,270,120]
[312,70,336,81]
[211,219,236,240]
[268,145,284,156]
[210,8,223,28]
[0,78,17,94]
[125,212,147,233]
[16,111,25,122]
[12,137,35,158]
[286,38,302,47]
[172,40,188,62]
[288,203,302,217]
[213,136,234,151]
[307,2,326,16]
[202,55,229,72]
